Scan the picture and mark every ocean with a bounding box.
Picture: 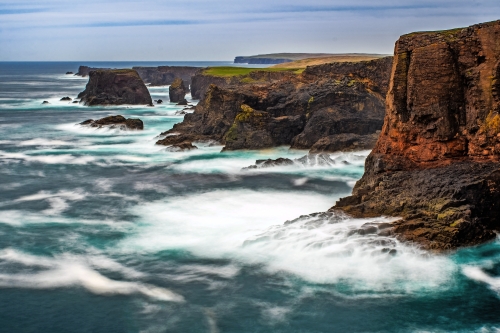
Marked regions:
[0,62,499,333]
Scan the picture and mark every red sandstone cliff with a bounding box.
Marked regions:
[334,20,500,251]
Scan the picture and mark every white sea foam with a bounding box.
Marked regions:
[462,266,500,295]
[18,138,73,146]
[0,209,131,227]
[12,190,87,215]
[118,189,456,293]
[0,151,96,165]
[0,249,183,302]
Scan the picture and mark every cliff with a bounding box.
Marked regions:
[78,69,153,106]
[190,68,298,100]
[334,20,500,251]
[157,57,393,152]
[133,66,200,87]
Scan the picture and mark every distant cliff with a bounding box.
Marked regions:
[76,66,111,77]
[133,66,200,87]
[76,65,201,87]
[334,20,500,251]
[234,57,292,64]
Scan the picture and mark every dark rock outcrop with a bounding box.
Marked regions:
[78,69,153,106]
[79,115,144,130]
[42,101,50,104]
[244,158,295,169]
[169,78,187,103]
[333,20,500,251]
[60,97,72,101]
[133,66,199,87]
[243,153,338,169]
[158,57,393,152]
[66,72,73,75]
[165,142,198,152]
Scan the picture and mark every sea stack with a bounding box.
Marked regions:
[333,20,500,251]
[78,69,153,106]
[169,78,187,103]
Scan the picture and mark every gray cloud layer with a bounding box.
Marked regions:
[0,0,499,61]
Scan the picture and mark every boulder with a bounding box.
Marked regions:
[157,99,163,104]
[77,69,153,106]
[79,115,144,130]
[169,78,187,103]
[42,101,50,104]
[66,72,73,75]
[60,97,72,101]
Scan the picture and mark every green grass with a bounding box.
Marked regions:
[202,66,302,77]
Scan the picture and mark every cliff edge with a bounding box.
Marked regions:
[334,20,500,251]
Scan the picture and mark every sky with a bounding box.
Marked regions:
[0,0,499,61]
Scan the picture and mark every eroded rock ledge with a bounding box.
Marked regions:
[333,20,500,251]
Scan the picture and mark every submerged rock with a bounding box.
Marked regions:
[79,115,144,130]
[244,153,338,169]
[60,97,72,101]
[165,142,198,152]
[65,72,73,75]
[77,69,153,106]
[244,157,295,169]
[42,101,50,104]
[157,99,163,104]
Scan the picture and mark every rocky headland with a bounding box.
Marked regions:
[333,20,500,251]
[78,69,153,106]
[80,115,144,130]
[158,57,393,152]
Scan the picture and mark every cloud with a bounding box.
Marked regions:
[0,0,498,60]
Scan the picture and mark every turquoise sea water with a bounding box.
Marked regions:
[0,62,499,333]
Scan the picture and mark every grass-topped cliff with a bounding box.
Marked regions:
[271,54,389,69]
[201,66,303,77]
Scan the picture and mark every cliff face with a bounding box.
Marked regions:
[133,66,200,87]
[157,57,393,152]
[78,69,153,106]
[334,20,500,251]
